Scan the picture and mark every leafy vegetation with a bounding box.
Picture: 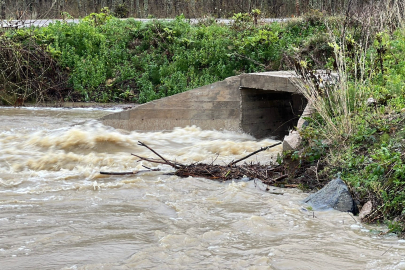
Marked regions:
[1,12,330,104]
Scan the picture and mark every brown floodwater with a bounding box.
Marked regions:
[0,107,404,270]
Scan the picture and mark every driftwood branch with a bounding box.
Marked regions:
[261,174,288,184]
[131,153,172,166]
[136,141,184,169]
[100,171,137,175]
[228,142,282,166]
[101,141,292,188]
[100,168,160,175]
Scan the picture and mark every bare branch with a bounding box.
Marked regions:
[228,142,281,166]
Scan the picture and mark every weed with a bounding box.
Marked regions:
[291,0,405,235]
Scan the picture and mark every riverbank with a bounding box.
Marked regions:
[283,4,405,234]
[2,3,405,235]
[0,18,288,29]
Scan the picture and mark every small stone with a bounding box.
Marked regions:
[367,97,377,106]
[282,130,302,151]
[359,200,373,220]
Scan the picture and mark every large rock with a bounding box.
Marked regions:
[304,176,357,214]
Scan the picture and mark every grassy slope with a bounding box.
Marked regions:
[290,24,405,235]
[1,13,328,104]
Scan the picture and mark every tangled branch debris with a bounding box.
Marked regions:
[101,141,287,185]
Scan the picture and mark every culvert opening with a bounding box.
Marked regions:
[240,88,307,140]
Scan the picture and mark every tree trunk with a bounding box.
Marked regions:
[189,0,195,18]
[77,0,82,17]
[144,0,148,16]
[0,0,5,20]
[166,0,172,17]
[130,0,133,17]
[59,0,65,18]
[83,0,87,16]
[111,0,119,12]
[33,0,39,18]
[136,0,140,17]
[174,0,180,16]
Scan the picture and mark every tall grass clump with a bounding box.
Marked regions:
[291,0,405,235]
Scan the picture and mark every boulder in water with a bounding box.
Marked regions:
[304,175,357,214]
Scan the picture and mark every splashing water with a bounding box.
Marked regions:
[0,107,404,270]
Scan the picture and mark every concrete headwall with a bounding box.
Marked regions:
[101,76,242,132]
[101,71,306,139]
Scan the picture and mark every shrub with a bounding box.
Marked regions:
[3,13,328,103]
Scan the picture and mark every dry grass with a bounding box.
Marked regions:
[291,0,405,143]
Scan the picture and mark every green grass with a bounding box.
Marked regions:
[1,12,330,104]
[292,10,405,235]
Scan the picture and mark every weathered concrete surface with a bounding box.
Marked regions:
[102,76,242,132]
[283,101,313,151]
[282,130,302,151]
[240,71,298,92]
[296,101,314,130]
[101,71,307,139]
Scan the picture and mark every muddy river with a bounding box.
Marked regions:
[0,107,404,269]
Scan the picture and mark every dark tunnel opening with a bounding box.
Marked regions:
[240,88,307,140]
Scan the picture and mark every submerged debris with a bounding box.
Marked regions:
[101,141,289,186]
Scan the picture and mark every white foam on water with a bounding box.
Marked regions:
[0,108,404,270]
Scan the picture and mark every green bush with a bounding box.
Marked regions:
[3,14,324,103]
